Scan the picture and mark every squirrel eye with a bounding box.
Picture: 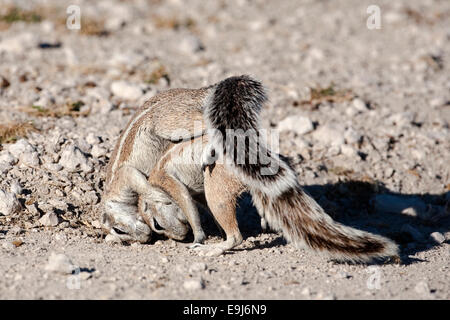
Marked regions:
[113,227,127,235]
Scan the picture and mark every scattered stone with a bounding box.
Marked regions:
[79,272,92,281]
[43,163,63,172]
[0,151,17,165]
[59,145,93,172]
[91,145,107,158]
[429,232,445,244]
[183,278,205,291]
[0,190,22,216]
[9,226,24,236]
[429,97,446,108]
[389,112,414,127]
[12,239,24,247]
[313,124,345,147]
[10,181,23,195]
[336,271,352,279]
[2,242,15,250]
[160,257,169,263]
[278,116,314,135]
[414,281,431,296]
[8,139,35,158]
[110,81,143,100]
[19,151,40,166]
[44,252,77,274]
[85,133,101,145]
[179,35,205,54]
[341,144,357,157]
[39,212,59,227]
[344,127,362,144]
[352,98,368,111]
[301,287,311,297]
[189,262,208,273]
[104,234,121,243]
[91,220,102,229]
[372,194,427,217]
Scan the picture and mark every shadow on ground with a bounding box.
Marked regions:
[194,180,449,264]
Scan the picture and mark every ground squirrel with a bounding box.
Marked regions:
[102,75,399,262]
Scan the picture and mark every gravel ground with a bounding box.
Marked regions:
[0,0,449,300]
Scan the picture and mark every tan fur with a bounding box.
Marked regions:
[102,87,212,243]
[138,136,246,252]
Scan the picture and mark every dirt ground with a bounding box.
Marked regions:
[0,0,449,300]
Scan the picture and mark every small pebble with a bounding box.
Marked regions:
[183,278,205,291]
[430,232,445,244]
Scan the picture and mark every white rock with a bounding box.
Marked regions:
[85,133,101,145]
[429,97,446,108]
[389,112,414,127]
[59,145,92,172]
[345,106,358,117]
[352,98,368,111]
[183,278,205,290]
[8,139,35,158]
[414,281,431,296]
[430,232,445,244]
[189,262,208,273]
[91,145,107,158]
[278,116,314,135]
[0,33,35,53]
[341,145,357,157]
[93,98,114,114]
[301,287,311,297]
[344,127,362,144]
[110,81,143,100]
[39,212,59,227]
[91,220,102,229]
[179,36,204,54]
[372,194,427,216]
[44,252,76,274]
[313,124,345,146]
[0,151,17,165]
[19,151,40,166]
[0,162,11,174]
[105,234,121,243]
[2,242,15,250]
[10,181,22,195]
[44,163,63,172]
[0,190,22,216]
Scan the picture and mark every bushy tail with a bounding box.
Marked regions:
[252,187,399,262]
[204,75,399,262]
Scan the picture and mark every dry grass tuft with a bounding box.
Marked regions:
[0,6,42,30]
[20,101,90,118]
[0,121,37,145]
[0,6,42,24]
[297,85,353,109]
[79,18,109,36]
[152,15,196,30]
[146,65,170,85]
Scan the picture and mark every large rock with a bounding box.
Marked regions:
[44,252,77,274]
[0,190,22,216]
[39,212,59,227]
[278,116,314,135]
[8,139,35,158]
[59,145,93,172]
[110,81,143,100]
[313,124,345,146]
